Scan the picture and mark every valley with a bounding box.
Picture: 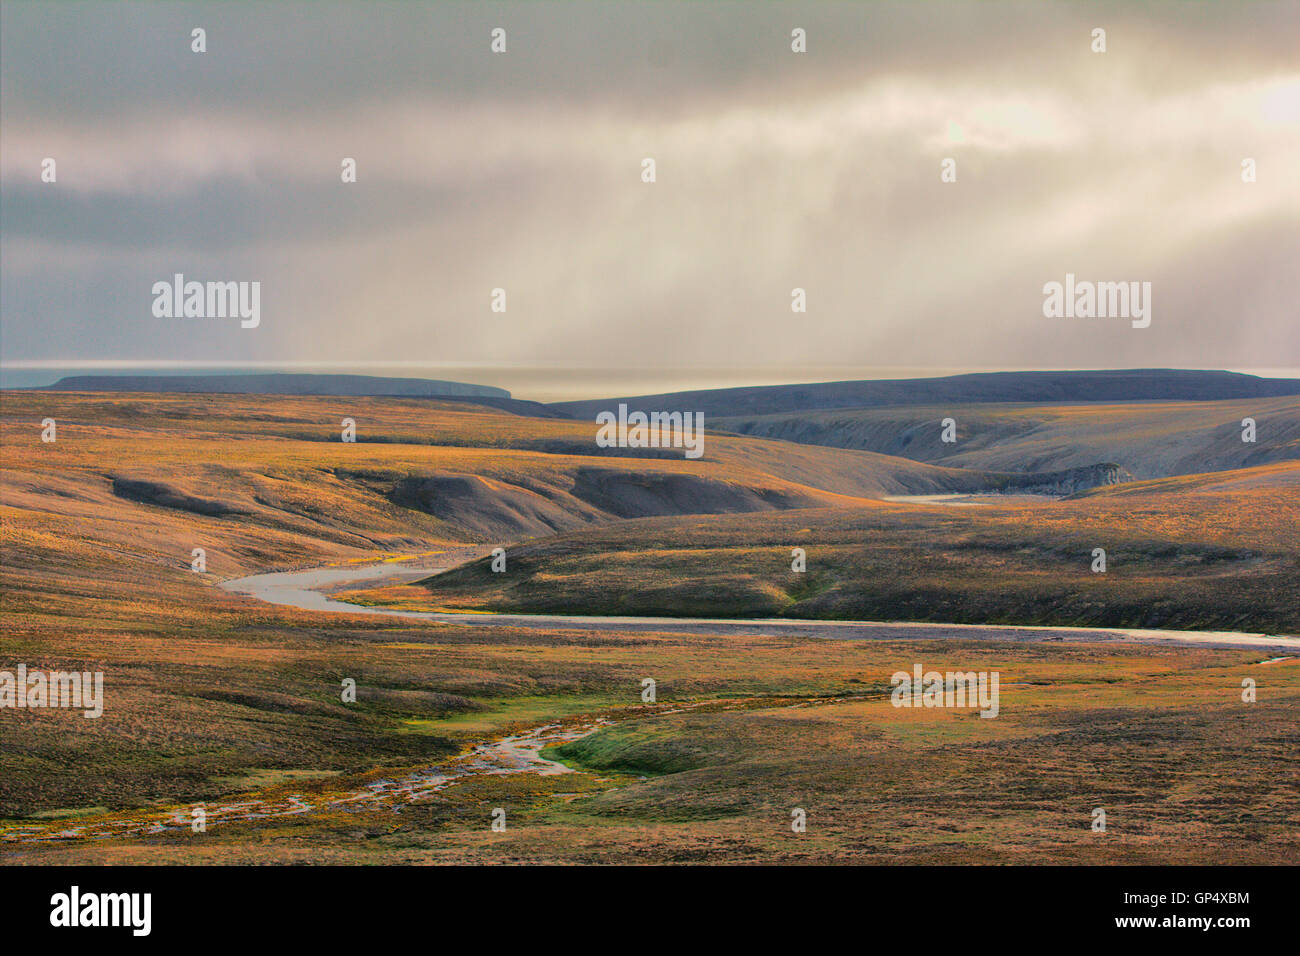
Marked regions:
[2,378,1297,864]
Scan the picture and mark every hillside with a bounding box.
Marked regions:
[4,389,1298,863]
[550,369,1300,420]
[7,389,1291,636]
[382,461,1300,631]
[3,391,1109,583]
[3,390,1136,566]
[713,397,1300,479]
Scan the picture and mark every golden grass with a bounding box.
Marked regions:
[3,390,1297,864]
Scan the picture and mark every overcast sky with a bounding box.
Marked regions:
[2,0,1297,396]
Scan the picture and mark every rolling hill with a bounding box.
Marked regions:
[4,391,1124,584]
[549,369,1300,419]
[388,461,1300,631]
[713,397,1300,479]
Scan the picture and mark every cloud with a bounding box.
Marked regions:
[2,1,1297,383]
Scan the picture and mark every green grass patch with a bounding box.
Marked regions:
[545,724,714,776]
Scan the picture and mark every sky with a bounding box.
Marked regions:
[2,1,1298,400]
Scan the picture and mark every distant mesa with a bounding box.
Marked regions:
[549,369,1300,419]
[39,372,511,400]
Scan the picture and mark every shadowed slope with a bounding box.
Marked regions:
[550,369,1300,419]
[715,398,1300,479]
